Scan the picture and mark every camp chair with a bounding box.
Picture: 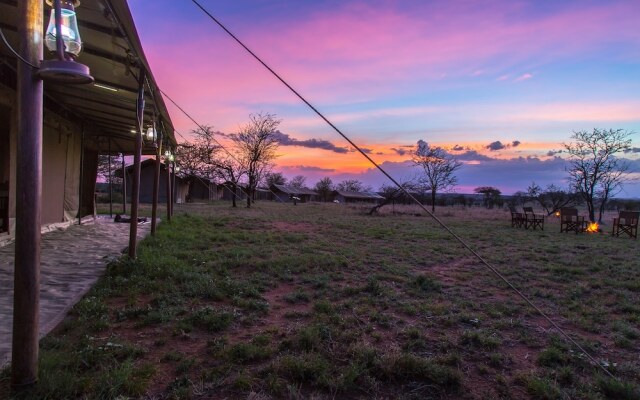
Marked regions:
[560,207,585,234]
[612,211,639,239]
[0,181,8,234]
[508,206,524,228]
[523,207,544,230]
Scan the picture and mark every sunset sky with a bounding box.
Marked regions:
[129,0,640,196]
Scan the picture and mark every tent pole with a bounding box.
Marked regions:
[151,134,162,235]
[128,69,145,259]
[108,138,112,218]
[121,154,126,214]
[12,0,43,389]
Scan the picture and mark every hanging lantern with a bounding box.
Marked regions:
[38,0,93,84]
[169,153,175,162]
[145,124,157,145]
[45,0,82,56]
[175,166,181,172]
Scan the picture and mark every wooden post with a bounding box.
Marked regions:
[151,134,162,235]
[128,70,145,259]
[78,126,84,225]
[171,161,175,216]
[165,158,171,222]
[12,0,43,389]
[108,138,112,218]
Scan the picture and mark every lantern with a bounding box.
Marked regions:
[38,0,93,84]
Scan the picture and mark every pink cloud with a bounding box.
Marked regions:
[514,73,533,82]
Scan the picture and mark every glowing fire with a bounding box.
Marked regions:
[585,222,599,233]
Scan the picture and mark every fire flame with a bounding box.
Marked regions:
[586,222,599,233]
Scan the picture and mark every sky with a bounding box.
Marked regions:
[129,0,640,197]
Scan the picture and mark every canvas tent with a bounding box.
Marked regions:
[124,159,191,204]
[332,190,384,204]
[271,184,318,203]
[0,0,176,236]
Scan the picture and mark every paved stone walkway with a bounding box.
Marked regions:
[0,217,151,367]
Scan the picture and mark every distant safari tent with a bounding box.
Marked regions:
[271,184,318,203]
[331,190,384,204]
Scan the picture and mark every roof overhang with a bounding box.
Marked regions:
[0,0,176,155]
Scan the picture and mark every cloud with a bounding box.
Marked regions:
[456,150,494,162]
[547,149,564,156]
[283,165,336,172]
[486,141,507,151]
[272,131,349,154]
[624,147,640,154]
[515,73,533,82]
[452,144,466,151]
[391,147,407,156]
[512,140,521,147]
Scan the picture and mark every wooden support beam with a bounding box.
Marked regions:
[151,136,162,235]
[12,0,42,389]
[128,69,145,258]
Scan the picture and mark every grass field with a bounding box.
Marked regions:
[2,201,639,399]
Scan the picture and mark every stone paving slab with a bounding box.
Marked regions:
[0,217,151,368]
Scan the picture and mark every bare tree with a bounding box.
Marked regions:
[412,140,462,212]
[336,179,371,192]
[289,175,307,189]
[97,153,123,186]
[231,113,281,208]
[314,177,334,202]
[210,153,245,208]
[563,129,632,222]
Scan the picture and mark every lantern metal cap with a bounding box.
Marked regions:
[37,59,94,84]
[46,0,81,6]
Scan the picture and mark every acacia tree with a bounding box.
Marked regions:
[527,182,580,216]
[231,113,281,208]
[314,177,334,201]
[563,129,632,222]
[412,141,462,212]
[474,186,502,209]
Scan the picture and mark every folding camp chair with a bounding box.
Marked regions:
[523,207,544,230]
[560,207,585,234]
[612,211,638,239]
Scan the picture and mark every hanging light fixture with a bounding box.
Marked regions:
[145,123,157,146]
[38,0,94,84]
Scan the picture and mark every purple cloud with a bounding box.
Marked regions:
[486,141,507,151]
[272,131,349,154]
[391,148,407,156]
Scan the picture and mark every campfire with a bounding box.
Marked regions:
[585,221,600,233]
